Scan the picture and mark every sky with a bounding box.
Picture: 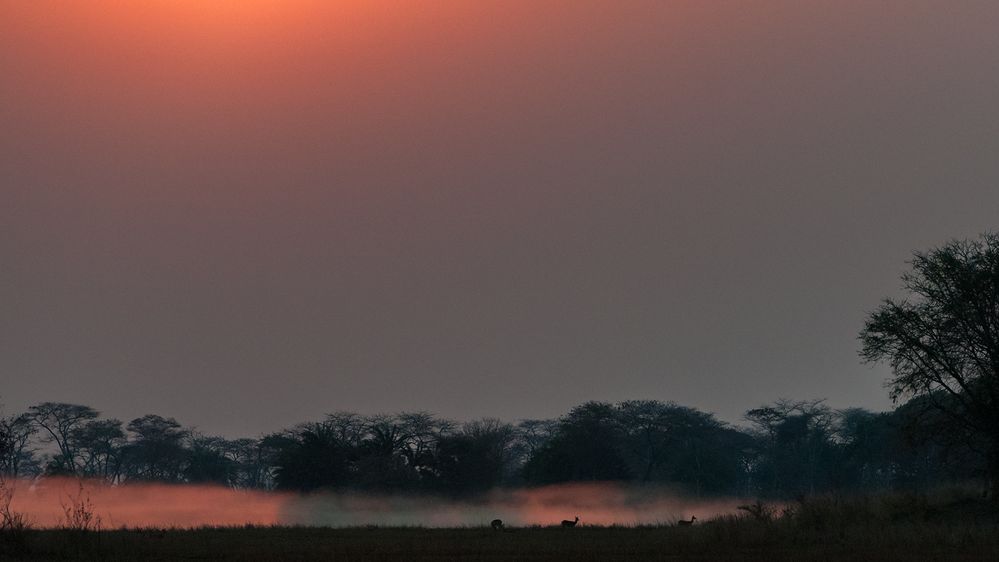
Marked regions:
[3,1,999,437]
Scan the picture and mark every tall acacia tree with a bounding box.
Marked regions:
[861,233,999,497]
[26,402,99,476]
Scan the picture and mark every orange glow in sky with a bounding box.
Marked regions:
[9,0,991,431]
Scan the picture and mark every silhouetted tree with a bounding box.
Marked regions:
[322,412,366,446]
[0,422,10,467]
[617,400,677,483]
[745,399,837,496]
[397,412,453,484]
[434,419,515,494]
[889,395,984,487]
[7,394,995,497]
[123,415,188,482]
[354,415,416,490]
[861,234,999,498]
[26,403,99,476]
[514,419,558,457]
[665,414,752,496]
[0,413,38,477]
[272,423,352,491]
[836,408,897,490]
[184,435,238,485]
[612,401,750,495]
[227,438,275,489]
[74,418,126,482]
[523,402,630,483]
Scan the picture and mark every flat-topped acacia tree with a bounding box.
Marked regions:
[861,233,999,498]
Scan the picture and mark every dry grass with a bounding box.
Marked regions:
[2,487,998,561]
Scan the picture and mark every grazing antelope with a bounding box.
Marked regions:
[561,516,579,528]
[676,516,697,527]
[491,519,504,531]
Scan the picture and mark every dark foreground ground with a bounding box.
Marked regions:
[3,490,999,561]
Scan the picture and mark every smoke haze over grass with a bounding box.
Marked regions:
[283,483,743,527]
[5,478,284,528]
[6,478,743,529]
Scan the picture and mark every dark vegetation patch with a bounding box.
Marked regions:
[2,488,997,561]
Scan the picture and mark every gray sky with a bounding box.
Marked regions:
[3,1,999,436]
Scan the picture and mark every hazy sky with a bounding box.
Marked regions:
[4,1,999,436]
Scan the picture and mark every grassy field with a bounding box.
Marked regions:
[3,489,998,561]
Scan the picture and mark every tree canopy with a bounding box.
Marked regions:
[862,233,999,496]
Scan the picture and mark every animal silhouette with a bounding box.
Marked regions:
[491,519,504,531]
[677,516,697,527]
[561,516,579,528]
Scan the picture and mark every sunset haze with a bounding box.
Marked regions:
[4,1,999,435]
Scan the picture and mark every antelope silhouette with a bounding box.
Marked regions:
[561,516,579,528]
[676,516,697,527]
[491,519,504,531]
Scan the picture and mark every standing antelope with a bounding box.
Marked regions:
[491,519,504,531]
[676,516,697,527]
[561,516,579,528]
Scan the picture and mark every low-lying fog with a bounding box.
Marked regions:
[5,478,745,528]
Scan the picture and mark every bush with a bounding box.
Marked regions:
[0,477,32,556]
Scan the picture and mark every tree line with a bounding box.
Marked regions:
[3,233,999,498]
[0,396,982,498]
